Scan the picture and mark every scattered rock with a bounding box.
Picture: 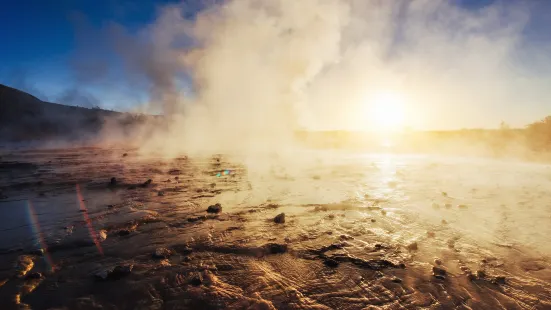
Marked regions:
[109,177,117,187]
[432,266,447,279]
[434,259,442,265]
[263,243,287,254]
[324,259,339,268]
[181,246,193,255]
[407,242,418,251]
[15,256,34,278]
[26,272,43,280]
[94,264,133,281]
[98,230,107,242]
[152,247,172,259]
[458,204,468,209]
[142,179,152,187]
[274,213,286,224]
[381,210,387,216]
[339,234,354,241]
[207,203,222,213]
[118,229,131,236]
[476,270,486,278]
[444,203,452,209]
[158,191,165,196]
[122,153,128,157]
[107,204,114,209]
[441,219,448,224]
[427,231,435,238]
[442,192,448,197]
[492,276,506,284]
[391,277,402,283]
[190,273,203,286]
[371,219,376,223]
[183,256,192,262]
[29,248,44,256]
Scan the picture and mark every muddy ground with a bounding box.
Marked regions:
[0,147,550,309]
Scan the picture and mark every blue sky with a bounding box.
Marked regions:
[0,0,199,109]
[2,0,551,128]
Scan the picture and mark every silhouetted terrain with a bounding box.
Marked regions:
[0,84,156,143]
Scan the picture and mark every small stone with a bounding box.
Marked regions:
[207,203,222,213]
[407,242,418,251]
[26,272,43,280]
[181,246,193,255]
[274,213,286,224]
[433,266,446,276]
[371,219,376,223]
[264,243,287,254]
[476,270,486,278]
[444,203,452,208]
[158,191,164,196]
[29,248,44,256]
[109,177,117,186]
[152,247,172,259]
[339,234,354,241]
[142,179,152,187]
[122,153,128,157]
[381,210,387,216]
[432,266,447,279]
[391,277,402,283]
[492,276,506,284]
[94,270,109,281]
[118,229,131,236]
[190,274,203,286]
[183,256,192,262]
[324,259,339,268]
[94,264,133,281]
[427,231,435,238]
[434,259,442,265]
[107,204,114,209]
[441,219,448,224]
[458,204,468,209]
[442,192,448,197]
[98,230,107,242]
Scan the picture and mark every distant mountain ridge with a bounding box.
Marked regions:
[0,84,147,143]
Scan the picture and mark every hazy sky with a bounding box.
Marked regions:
[2,0,551,130]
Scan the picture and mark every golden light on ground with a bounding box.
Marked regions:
[369,92,406,131]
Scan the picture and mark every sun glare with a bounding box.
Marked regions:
[370,92,406,131]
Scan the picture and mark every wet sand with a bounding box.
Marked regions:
[0,147,550,309]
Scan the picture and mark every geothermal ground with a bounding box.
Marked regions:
[0,147,550,309]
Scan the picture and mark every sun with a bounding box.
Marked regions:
[369,92,406,131]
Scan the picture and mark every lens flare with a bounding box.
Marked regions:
[75,184,104,255]
[26,200,54,271]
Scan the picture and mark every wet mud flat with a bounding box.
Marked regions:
[0,148,550,309]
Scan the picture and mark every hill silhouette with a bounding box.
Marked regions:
[0,84,152,143]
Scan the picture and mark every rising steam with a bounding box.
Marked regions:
[82,0,551,160]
